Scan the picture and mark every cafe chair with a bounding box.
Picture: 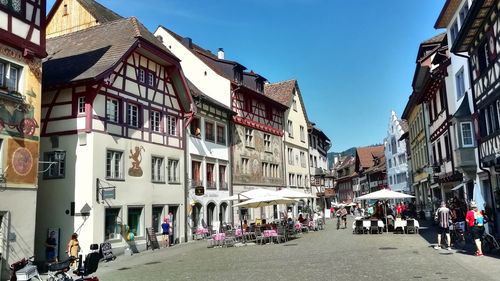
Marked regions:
[370,220,380,234]
[254,227,264,245]
[354,220,365,234]
[406,219,418,234]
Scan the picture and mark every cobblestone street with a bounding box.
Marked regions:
[94,218,500,281]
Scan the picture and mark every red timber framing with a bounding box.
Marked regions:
[231,84,284,136]
[0,0,46,57]
[41,50,187,149]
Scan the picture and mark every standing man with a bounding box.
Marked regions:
[434,201,451,250]
[161,218,170,248]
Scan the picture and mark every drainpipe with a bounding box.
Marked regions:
[456,51,496,235]
[183,122,189,242]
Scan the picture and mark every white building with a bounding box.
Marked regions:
[384,111,409,193]
[35,2,192,259]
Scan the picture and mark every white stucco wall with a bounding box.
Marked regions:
[384,111,409,193]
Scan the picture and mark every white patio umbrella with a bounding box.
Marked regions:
[276,189,316,199]
[232,196,298,208]
[356,189,414,200]
[356,189,415,233]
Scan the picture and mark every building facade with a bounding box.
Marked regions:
[452,0,500,233]
[333,155,355,204]
[0,0,46,278]
[384,111,410,193]
[308,123,332,212]
[265,80,311,215]
[35,1,192,259]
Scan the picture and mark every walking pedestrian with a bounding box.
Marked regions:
[465,201,486,256]
[434,201,451,250]
[45,231,58,265]
[66,233,80,269]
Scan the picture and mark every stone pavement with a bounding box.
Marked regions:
[60,217,500,281]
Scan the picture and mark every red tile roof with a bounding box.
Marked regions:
[356,145,385,169]
[264,79,296,106]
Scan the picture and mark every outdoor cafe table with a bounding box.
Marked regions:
[351,219,385,230]
[393,219,420,232]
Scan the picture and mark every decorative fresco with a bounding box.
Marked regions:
[128,146,144,177]
[5,138,39,185]
[0,45,42,140]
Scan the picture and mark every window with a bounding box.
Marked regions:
[391,137,397,155]
[485,108,491,135]
[456,68,465,100]
[167,159,179,183]
[292,99,297,111]
[388,159,392,168]
[245,128,254,147]
[127,207,143,237]
[152,206,164,233]
[450,20,459,44]
[300,126,305,142]
[190,117,201,137]
[205,121,215,142]
[461,122,473,147]
[105,208,121,240]
[437,140,443,164]
[206,163,215,189]
[459,2,469,26]
[264,134,271,151]
[288,148,294,165]
[7,65,19,91]
[106,150,123,180]
[262,162,269,177]
[0,0,23,13]
[191,160,201,185]
[216,124,226,144]
[127,104,139,127]
[147,72,154,87]
[151,156,164,182]
[78,96,85,114]
[287,121,293,138]
[106,98,119,123]
[398,154,406,164]
[241,158,249,174]
[167,116,177,136]
[151,110,161,132]
[138,69,145,83]
[44,151,66,179]
[490,104,497,132]
[444,134,451,161]
[300,152,306,168]
[219,165,227,190]
[497,100,500,129]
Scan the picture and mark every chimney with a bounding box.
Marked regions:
[182,37,192,49]
[217,48,224,59]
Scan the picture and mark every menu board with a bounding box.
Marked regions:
[146,227,160,250]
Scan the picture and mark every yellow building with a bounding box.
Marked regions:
[0,0,46,278]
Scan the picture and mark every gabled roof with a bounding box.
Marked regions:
[434,0,462,29]
[43,17,177,87]
[356,145,385,169]
[453,94,472,119]
[186,79,234,113]
[265,79,309,122]
[47,0,122,25]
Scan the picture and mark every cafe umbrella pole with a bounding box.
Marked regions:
[238,193,245,243]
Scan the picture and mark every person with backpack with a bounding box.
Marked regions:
[434,201,451,250]
[465,201,486,256]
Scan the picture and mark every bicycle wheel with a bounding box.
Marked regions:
[482,234,498,254]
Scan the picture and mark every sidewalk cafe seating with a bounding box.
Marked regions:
[406,219,418,234]
[354,219,365,234]
[370,220,380,234]
[254,227,264,245]
[276,225,287,243]
[394,218,404,234]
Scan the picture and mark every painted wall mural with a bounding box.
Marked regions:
[128,146,144,177]
[5,138,39,185]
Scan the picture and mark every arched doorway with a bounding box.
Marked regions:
[207,202,216,229]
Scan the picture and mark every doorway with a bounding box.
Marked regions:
[168,206,179,245]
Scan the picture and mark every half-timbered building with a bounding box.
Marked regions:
[154,26,287,226]
[35,2,192,258]
[153,27,235,238]
[0,0,46,277]
[452,0,500,233]
[307,123,332,214]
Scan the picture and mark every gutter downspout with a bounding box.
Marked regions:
[183,121,189,242]
[456,51,496,235]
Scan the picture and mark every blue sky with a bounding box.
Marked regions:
[47,0,445,152]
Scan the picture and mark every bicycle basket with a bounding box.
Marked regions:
[48,259,71,271]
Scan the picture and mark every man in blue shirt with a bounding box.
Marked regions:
[161,218,170,248]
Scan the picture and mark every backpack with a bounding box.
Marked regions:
[474,211,484,226]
